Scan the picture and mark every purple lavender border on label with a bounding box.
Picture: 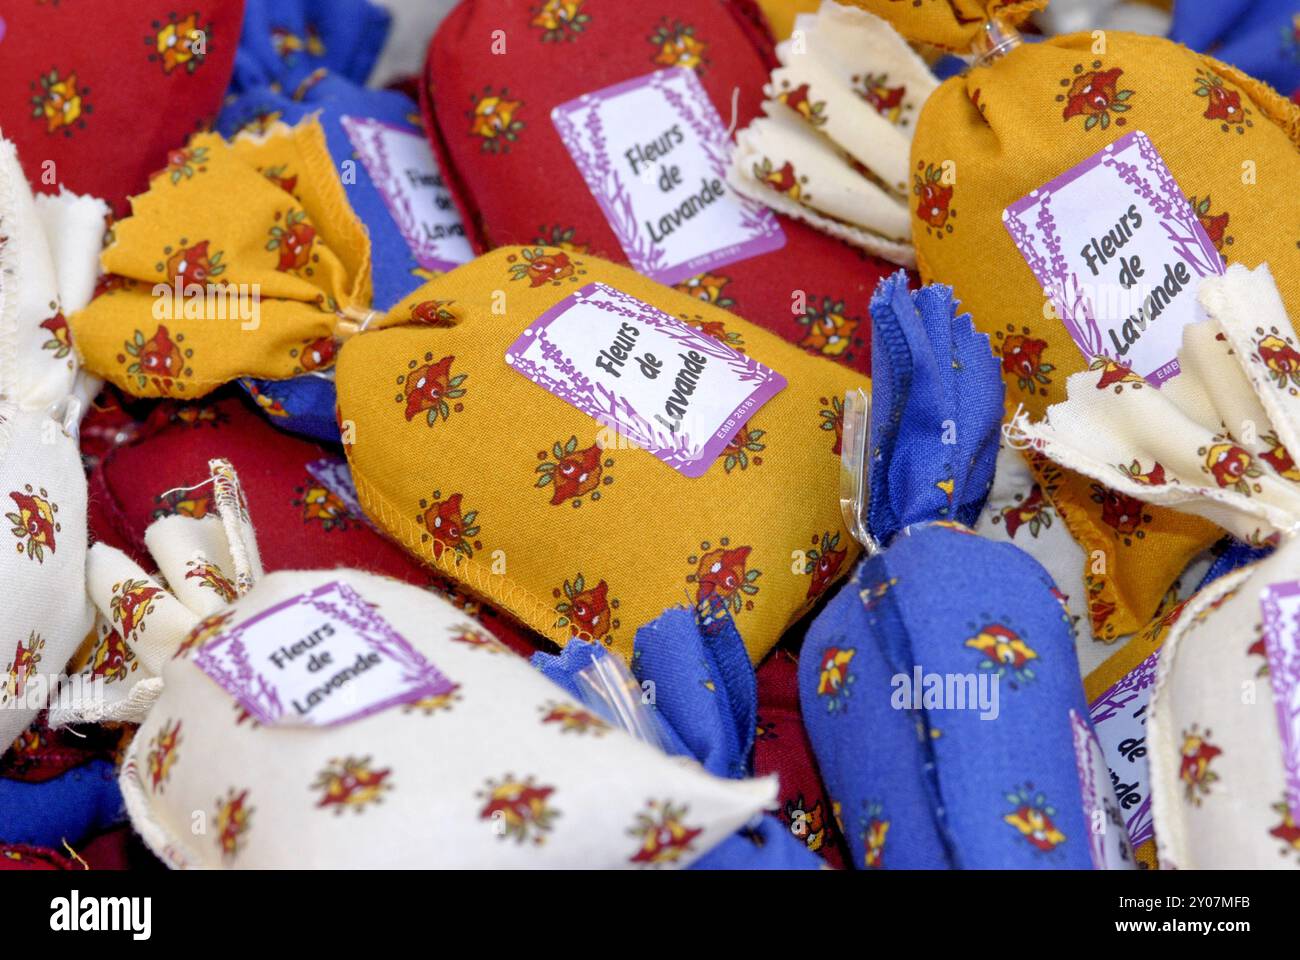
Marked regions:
[551,68,785,285]
[340,115,466,274]
[1003,130,1223,386]
[1089,652,1159,849]
[505,282,786,478]
[1260,580,1300,822]
[193,580,454,727]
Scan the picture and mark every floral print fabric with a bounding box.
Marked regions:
[335,247,865,665]
[798,274,1119,868]
[906,28,1300,643]
[119,568,775,868]
[68,119,371,400]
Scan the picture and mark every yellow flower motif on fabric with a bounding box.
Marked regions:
[862,802,889,868]
[1003,787,1067,852]
[215,788,253,860]
[6,486,60,563]
[1179,725,1222,804]
[30,69,87,135]
[313,756,393,814]
[146,720,182,793]
[150,13,209,74]
[966,623,1038,687]
[798,297,861,359]
[531,0,591,42]
[649,20,708,72]
[468,88,524,153]
[478,775,559,844]
[816,645,855,712]
[628,800,703,866]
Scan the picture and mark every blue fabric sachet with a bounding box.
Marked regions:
[798,272,1133,870]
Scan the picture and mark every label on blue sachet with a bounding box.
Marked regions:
[505,282,786,478]
[552,68,785,285]
[341,115,473,273]
[1003,131,1225,385]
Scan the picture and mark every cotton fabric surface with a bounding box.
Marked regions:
[69,119,371,404]
[0,137,103,753]
[335,246,866,664]
[1018,263,1300,868]
[218,0,472,442]
[421,0,895,375]
[0,1,244,215]
[85,391,544,659]
[729,2,936,265]
[120,566,777,869]
[533,606,821,869]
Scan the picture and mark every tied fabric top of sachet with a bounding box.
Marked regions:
[799,273,1133,869]
[220,0,472,316]
[848,0,1300,645]
[533,611,822,869]
[1015,263,1300,868]
[0,0,245,215]
[728,1,939,267]
[217,0,473,442]
[334,247,867,665]
[68,119,371,401]
[0,137,104,751]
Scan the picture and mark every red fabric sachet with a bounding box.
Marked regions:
[421,0,895,373]
[754,647,847,868]
[0,1,245,214]
[87,389,547,658]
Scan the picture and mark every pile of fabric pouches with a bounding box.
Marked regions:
[0,0,1296,871]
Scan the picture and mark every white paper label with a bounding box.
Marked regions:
[341,115,473,272]
[551,68,784,285]
[1003,131,1225,385]
[505,282,785,478]
[193,581,453,727]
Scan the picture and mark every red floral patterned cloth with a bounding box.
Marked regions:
[86,389,548,658]
[0,1,245,214]
[420,0,895,374]
[0,826,162,871]
[754,646,847,868]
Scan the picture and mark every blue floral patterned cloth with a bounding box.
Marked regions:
[534,607,821,870]
[219,0,469,442]
[1171,0,1300,98]
[799,273,1110,869]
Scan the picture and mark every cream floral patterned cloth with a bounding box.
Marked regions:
[52,458,262,726]
[727,0,935,266]
[119,567,775,868]
[0,135,104,749]
[1015,263,1300,867]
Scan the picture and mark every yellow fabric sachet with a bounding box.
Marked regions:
[336,247,866,664]
[69,119,371,397]
[848,0,1300,641]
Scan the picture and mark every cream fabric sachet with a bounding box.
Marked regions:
[101,470,776,868]
[727,0,937,266]
[52,459,261,726]
[1014,263,1300,868]
[0,135,104,748]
